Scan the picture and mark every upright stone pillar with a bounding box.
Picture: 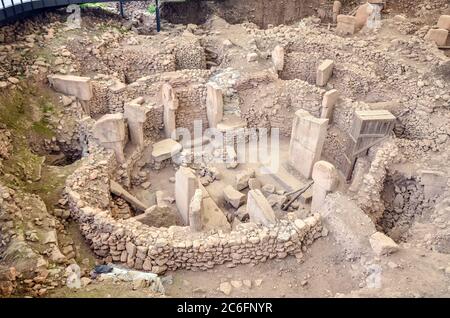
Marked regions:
[321,89,339,120]
[189,189,203,232]
[206,82,223,128]
[272,45,285,72]
[93,113,127,163]
[311,161,339,212]
[162,83,179,139]
[175,167,198,225]
[332,1,342,24]
[124,101,150,149]
[316,60,335,87]
[289,110,329,179]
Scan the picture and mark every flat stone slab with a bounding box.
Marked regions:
[48,74,92,101]
[152,139,182,162]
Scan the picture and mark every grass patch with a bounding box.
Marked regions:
[147,4,157,14]
[80,3,108,9]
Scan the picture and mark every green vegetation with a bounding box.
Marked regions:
[79,3,108,9]
[0,82,57,189]
[147,4,157,14]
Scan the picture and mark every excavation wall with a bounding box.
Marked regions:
[161,0,324,28]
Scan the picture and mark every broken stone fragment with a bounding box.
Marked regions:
[235,168,255,191]
[223,185,246,209]
[219,281,232,295]
[369,232,399,256]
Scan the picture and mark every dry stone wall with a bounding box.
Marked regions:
[65,148,324,274]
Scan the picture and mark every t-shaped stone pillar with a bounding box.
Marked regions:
[162,83,179,139]
[93,113,127,163]
[124,101,150,149]
[206,82,223,128]
[289,110,329,179]
[311,161,339,212]
[175,167,199,225]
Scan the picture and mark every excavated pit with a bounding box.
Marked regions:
[161,0,325,28]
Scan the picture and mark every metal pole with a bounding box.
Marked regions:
[155,0,160,32]
[119,0,124,18]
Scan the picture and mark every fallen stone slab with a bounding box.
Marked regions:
[223,185,246,209]
[369,232,399,256]
[152,139,183,162]
[246,189,276,226]
[110,180,148,212]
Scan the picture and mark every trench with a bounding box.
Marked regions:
[377,172,433,242]
[161,0,325,29]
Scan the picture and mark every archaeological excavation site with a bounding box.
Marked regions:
[0,0,449,300]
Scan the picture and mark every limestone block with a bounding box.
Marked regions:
[223,185,246,209]
[175,167,198,224]
[272,45,285,71]
[437,15,450,31]
[124,103,151,147]
[321,89,339,120]
[289,110,329,179]
[355,3,371,30]
[48,74,93,100]
[93,114,126,163]
[152,138,182,162]
[189,189,203,232]
[369,232,399,256]
[246,190,276,226]
[206,83,224,128]
[316,60,334,87]
[235,168,255,191]
[333,1,342,23]
[161,83,179,111]
[311,161,339,212]
[312,161,339,191]
[93,114,126,143]
[162,83,179,138]
[424,28,448,46]
[336,15,356,35]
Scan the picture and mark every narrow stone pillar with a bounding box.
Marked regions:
[311,161,339,212]
[206,82,223,128]
[332,1,342,24]
[321,89,339,120]
[272,45,285,72]
[189,189,203,232]
[175,167,198,225]
[93,113,127,163]
[289,110,329,179]
[316,60,335,87]
[246,189,276,226]
[162,83,179,139]
[124,102,150,149]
